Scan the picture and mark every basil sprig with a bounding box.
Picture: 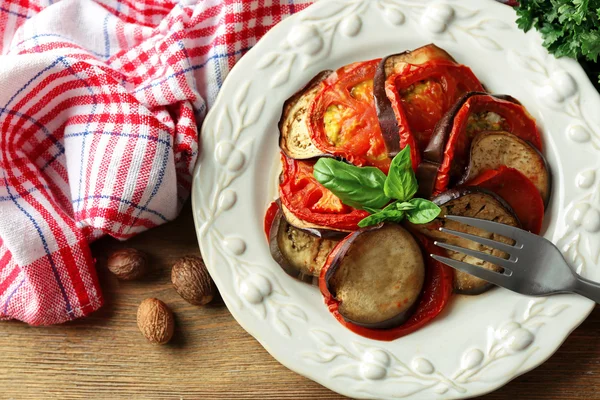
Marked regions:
[313,146,441,228]
[383,145,418,201]
[313,158,390,210]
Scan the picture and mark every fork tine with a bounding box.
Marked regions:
[444,215,526,241]
[439,227,519,255]
[434,241,515,269]
[430,254,512,288]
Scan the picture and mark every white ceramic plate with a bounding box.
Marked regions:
[192,0,600,398]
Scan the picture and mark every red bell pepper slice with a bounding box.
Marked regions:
[308,59,393,172]
[385,61,484,165]
[278,153,368,231]
[466,166,544,234]
[434,94,542,195]
[319,231,454,341]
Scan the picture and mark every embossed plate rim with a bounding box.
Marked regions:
[192,0,600,398]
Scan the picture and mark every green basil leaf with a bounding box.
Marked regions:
[406,198,441,224]
[358,209,405,228]
[363,206,383,214]
[384,146,418,202]
[362,201,403,217]
[313,158,390,210]
[382,201,400,211]
[395,201,416,211]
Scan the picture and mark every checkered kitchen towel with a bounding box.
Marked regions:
[0,0,514,325]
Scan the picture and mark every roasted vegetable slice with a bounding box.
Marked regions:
[308,59,393,172]
[280,203,352,237]
[418,92,543,198]
[465,166,545,234]
[323,224,425,329]
[264,201,280,239]
[279,153,369,232]
[460,130,550,205]
[409,188,520,295]
[279,70,333,159]
[374,44,484,168]
[269,205,340,284]
[320,230,453,340]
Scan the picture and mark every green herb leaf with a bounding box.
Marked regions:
[406,198,441,224]
[313,158,390,210]
[358,209,405,228]
[358,200,415,227]
[581,30,600,62]
[384,146,418,202]
[394,201,417,211]
[515,0,600,86]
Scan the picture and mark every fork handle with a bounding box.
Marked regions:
[573,277,600,304]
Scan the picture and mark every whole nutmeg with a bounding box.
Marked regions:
[137,298,174,344]
[107,248,147,280]
[171,256,215,306]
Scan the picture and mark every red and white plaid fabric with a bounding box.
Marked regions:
[0,0,312,325]
[0,0,513,325]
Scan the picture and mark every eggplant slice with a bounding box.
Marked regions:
[416,92,524,198]
[374,44,456,156]
[325,224,425,329]
[460,130,551,205]
[409,188,520,295]
[280,203,352,238]
[270,208,341,284]
[279,70,332,159]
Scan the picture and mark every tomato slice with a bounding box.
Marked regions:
[319,231,454,341]
[385,61,484,159]
[466,166,544,234]
[278,153,368,231]
[308,59,392,172]
[264,201,279,241]
[434,95,542,195]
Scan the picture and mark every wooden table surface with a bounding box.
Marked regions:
[1,203,600,399]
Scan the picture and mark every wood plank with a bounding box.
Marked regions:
[0,203,598,399]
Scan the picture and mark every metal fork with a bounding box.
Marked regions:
[431,215,600,303]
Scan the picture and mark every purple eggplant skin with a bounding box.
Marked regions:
[431,187,521,295]
[415,162,440,200]
[324,224,425,330]
[269,207,342,286]
[373,56,402,158]
[452,272,493,295]
[278,70,333,160]
[530,141,552,209]
[416,92,523,199]
[373,44,457,158]
[269,208,317,285]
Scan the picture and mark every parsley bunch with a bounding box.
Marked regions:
[516,0,600,85]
